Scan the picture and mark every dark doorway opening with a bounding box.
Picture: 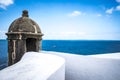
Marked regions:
[26,38,36,52]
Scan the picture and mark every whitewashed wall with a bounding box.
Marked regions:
[45,51,120,80]
[0,52,65,80]
[0,51,120,80]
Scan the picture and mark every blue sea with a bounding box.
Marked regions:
[0,40,120,70]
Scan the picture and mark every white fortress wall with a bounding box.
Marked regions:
[0,52,65,80]
[43,51,120,80]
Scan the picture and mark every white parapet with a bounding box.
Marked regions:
[0,52,65,80]
[43,51,120,80]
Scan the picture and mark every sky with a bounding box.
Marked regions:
[0,0,120,40]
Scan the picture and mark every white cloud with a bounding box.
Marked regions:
[116,0,120,3]
[116,5,120,11]
[97,14,102,17]
[0,0,14,9]
[105,8,114,14]
[68,11,82,17]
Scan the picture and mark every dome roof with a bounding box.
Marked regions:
[8,10,41,33]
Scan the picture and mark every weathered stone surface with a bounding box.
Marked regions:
[8,10,41,33]
[6,10,43,66]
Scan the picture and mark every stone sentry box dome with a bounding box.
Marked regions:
[6,10,43,66]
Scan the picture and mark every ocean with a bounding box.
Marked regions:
[0,40,120,70]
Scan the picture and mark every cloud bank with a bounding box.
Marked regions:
[0,31,7,39]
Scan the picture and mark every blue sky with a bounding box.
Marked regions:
[0,0,120,40]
